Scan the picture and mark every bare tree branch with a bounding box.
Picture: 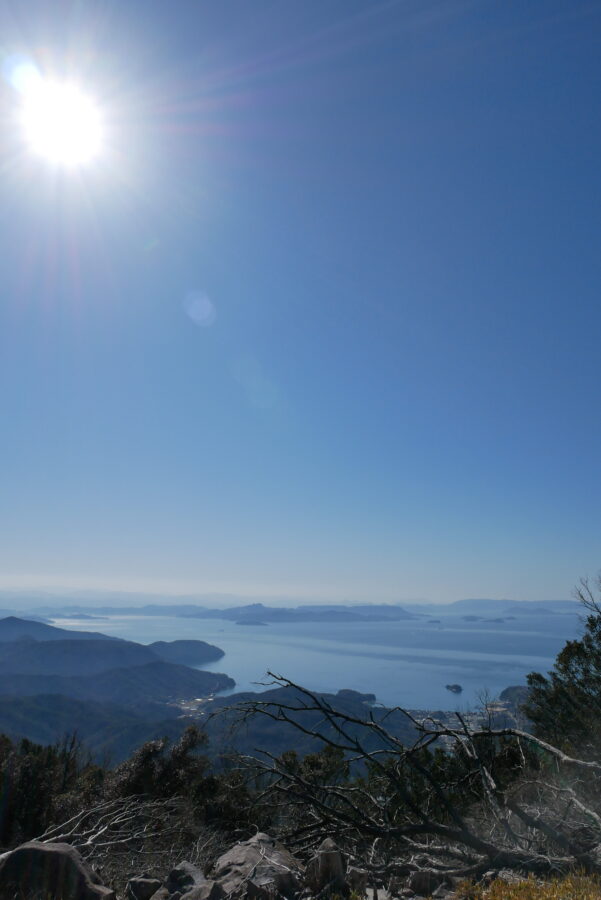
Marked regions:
[232,674,601,879]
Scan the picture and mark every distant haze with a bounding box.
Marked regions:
[0,588,574,612]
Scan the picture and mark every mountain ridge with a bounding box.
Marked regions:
[1,660,234,705]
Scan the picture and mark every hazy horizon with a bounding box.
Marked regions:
[0,584,575,611]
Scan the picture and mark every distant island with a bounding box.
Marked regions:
[177,602,417,625]
[6,596,580,626]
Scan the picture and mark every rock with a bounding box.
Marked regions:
[149,890,171,900]
[127,877,163,900]
[182,883,225,900]
[347,866,369,896]
[479,871,498,886]
[305,838,347,895]
[0,840,115,900]
[408,871,447,896]
[167,861,207,894]
[211,832,304,900]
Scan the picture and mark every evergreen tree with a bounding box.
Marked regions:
[525,579,601,758]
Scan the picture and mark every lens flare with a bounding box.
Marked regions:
[183,291,216,327]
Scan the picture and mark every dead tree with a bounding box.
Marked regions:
[232,674,601,881]
[35,796,188,860]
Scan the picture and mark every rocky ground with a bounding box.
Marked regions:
[0,831,530,900]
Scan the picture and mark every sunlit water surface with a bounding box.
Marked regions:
[52,613,582,710]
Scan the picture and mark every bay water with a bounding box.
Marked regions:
[52,611,582,710]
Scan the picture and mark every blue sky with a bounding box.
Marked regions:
[1,0,600,604]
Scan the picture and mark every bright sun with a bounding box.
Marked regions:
[20,80,103,167]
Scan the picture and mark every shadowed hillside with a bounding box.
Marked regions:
[0,638,158,676]
[0,616,118,642]
[1,660,234,705]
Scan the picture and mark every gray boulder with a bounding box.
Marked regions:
[165,861,225,900]
[182,883,225,900]
[127,876,163,900]
[211,833,304,900]
[167,862,206,894]
[0,840,115,900]
[305,838,347,894]
[149,890,171,900]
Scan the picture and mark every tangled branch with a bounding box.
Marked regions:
[36,796,187,861]
[232,673,601,880]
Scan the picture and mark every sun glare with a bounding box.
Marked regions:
[20,80,103,167]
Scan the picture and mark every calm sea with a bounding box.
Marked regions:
[52,612,581,710]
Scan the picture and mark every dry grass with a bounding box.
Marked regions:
[456,874,601,900]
